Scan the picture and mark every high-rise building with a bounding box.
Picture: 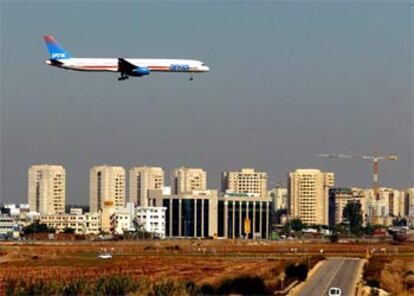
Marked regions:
[28,165,65,214]
[90,165,125,213]
[129,166,164,207]
[172,167,207,194]
[328,187,366,227]
[288,169,334,225]
[404,188,414,217]
[222,168,268,198]
[268,187,288,211]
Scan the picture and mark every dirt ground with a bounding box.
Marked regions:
[1,239,413,293]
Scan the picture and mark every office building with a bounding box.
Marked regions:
[288,169,334,225]
[217,193,272,239]
[222,168,268,198]
[90,165,125,213]
[129,166,164,207]
[28,165,65,214]
[172,167,207,194]
[148,189,217,238]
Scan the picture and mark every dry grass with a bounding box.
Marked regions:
[1,240,413,294]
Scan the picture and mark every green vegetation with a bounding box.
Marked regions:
[5,276,139,296]
[23,221,55,235]
[363,255,388,289]
[290,218,305,232]
[200,275,267,295]
[392,217,407,227]
[63,227,76,234]
[284,262,309,282]
[342,201,363,236]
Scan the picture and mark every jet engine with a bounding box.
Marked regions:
[131,66,150,76]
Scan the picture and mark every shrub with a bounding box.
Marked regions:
[329,233,339,243]
[285,263,308,282]
[95,275,138,295]
[216,275,267,295]
[366,279,380,288]
[153,279,192,296]
[62,278,90,296]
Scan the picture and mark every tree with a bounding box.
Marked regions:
[392,217,407,227]
[23,221,55,235]
[63,227,76,234]
[364,223,374,236]
[285,263,309,282]
[290,218,304,232]
[329,233,339,243]
[342,202,363,236]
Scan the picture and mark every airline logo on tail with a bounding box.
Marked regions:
[43,35,71,59]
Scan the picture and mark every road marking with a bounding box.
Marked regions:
[320,259,345,296]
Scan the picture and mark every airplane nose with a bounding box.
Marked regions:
[204,66,210,72]
[45,60,52,65]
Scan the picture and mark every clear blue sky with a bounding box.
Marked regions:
[1,1,412,204]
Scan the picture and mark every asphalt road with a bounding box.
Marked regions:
[296,258,362,296]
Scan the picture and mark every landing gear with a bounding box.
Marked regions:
[118,73,129,81]
[189,73,194,81]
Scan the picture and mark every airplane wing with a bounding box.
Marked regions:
[118,58,137,73]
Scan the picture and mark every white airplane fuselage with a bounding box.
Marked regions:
[45,58,210,73]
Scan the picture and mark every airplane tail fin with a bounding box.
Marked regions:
[43,35,72,59]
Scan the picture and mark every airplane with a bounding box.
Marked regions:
[43,35,210,81]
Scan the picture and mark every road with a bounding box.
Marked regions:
[296,258,362,296]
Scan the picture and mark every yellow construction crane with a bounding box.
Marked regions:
[317,153,398,200]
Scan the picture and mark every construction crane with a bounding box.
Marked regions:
[317,153,398,200]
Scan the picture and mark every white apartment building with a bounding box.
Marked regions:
[135,207,166,238]
[288,169,334,225]
[0,215,16,235]
[172,167,207,194]
[222,168,268,198]
[90,165,126,213]
[39,212,101,234]
[363,188,409,225]
[28,165,65,214]
[109,205,166,238]
[3,204,30,216]
[129,166,164,207]
[111,210,133,235]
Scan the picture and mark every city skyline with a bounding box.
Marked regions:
[9,162,414,206]
[1,2,412,204]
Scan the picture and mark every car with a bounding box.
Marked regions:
[328,287,341,296]
[98,253,112,260]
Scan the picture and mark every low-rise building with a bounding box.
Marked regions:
[2,204,30,216]
[0,214,16,236]
[135,207,167,239]
[149,189,218,238]
[39,212,100,234]
[217,193,272,239]
[110,207,134,235]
